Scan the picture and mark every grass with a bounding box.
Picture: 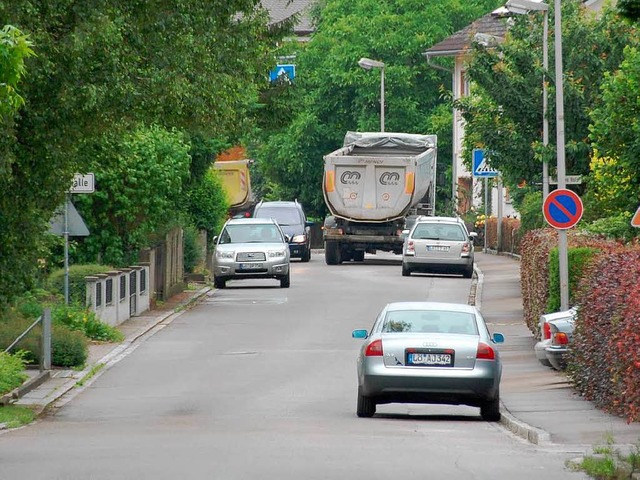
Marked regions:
[76,363,105,387]
[0,405,36,429]
[569,434,640,479]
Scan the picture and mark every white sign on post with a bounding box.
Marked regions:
[69,173,95,193]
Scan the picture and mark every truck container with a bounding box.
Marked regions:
[322,131,437,264]
[213,159,255,218]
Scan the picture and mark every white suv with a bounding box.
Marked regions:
[402,216,477,278]
[212,218,290,288]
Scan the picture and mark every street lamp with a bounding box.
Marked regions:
[358,57,385,132]
[505,0,550,198]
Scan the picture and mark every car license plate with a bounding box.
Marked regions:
[408,353,453,366]
[239,263,263,270]
[427,245,449,252]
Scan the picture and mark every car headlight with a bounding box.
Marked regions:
[216,250,234,259]
[268,249,287,258]
[291,234,306,243]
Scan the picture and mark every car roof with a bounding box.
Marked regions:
[385,301,477,314]
[225,217,278,226]
[415,216,465,224]
[255,201,302,209]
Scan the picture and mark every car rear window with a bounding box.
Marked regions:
[254,207,301,226]
[412,223,466,241]
[382,310,478,335]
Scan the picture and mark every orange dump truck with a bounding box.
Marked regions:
[213,148,255,217]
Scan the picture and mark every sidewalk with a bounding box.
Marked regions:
[6,255,640,453]
[475,252,640,451]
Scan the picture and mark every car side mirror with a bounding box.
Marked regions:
[352,329,368,339]
[284,235,291,242]
[492,332,505,344]
[213,235,218,244]
[469,232,478,239]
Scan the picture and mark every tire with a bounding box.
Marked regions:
[402,262,411,277]
[280,271,290,288]
[356,386,376,418]
[325,241,341,265]
[214,276,226,289]
[353,250,365,262]
[301,247,311,263]
[463,263,474,279]
[480,394,501,422]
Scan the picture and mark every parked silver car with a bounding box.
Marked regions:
[352,301,505,421]
[402,216,477,278]
[533,307,577,370]
[212,218,290,289]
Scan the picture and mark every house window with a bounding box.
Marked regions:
[95,283,102,307]
[140,269,147,293]
[106,278,113,305]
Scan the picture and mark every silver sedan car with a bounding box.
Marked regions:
[352,301,504,421]
[212,218,290,288]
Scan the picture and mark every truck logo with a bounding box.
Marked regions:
[340,171,361,185]
[379,172,400,185]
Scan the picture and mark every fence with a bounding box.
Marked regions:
[84,265,150,327]
[3,309,51,372]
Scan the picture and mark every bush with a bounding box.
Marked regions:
[51,325,88,368]
[183,224,203,274]
[0,313,88,368]
[570,247,640,421]
[583,212,638,243]
[52,304,124,343]
[47,264,113,305]
[0,351,28,395]
[547,247,600,312]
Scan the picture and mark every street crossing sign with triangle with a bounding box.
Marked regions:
[472,149,500,178]
[632,205,640,228]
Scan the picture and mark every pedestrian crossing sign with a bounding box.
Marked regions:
[472,149,500,178]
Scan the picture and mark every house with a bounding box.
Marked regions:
[423,1,612,219]
[260,0,316,41]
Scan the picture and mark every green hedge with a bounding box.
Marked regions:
[47,264,113,305]
[547,247,600,312]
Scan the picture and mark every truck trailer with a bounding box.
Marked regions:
[213,158,255,218]
[322,131,437,265]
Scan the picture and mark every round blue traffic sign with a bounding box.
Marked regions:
[543,189,584,229]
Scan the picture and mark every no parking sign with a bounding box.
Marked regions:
[543,189,584,229]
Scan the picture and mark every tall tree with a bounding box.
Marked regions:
[252,0,504,218]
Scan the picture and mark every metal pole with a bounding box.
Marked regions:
[452,74,458,213]
[542,9,549,198]
[64,194,70,305]
[42,308,51,371]
[554,0,569,311]
[484,177,488,253]
[497,179,503,252]
[380,67,385,132]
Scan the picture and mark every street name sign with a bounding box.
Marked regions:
[543,188,584,229]
[549,175,582,185]
[69,173,95,193]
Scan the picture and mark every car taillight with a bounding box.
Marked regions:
[461,242,471,254]
[406,241,415,253]
[365,339,383,357]
[542,322,551,340]
[476,342,496,360]
[552,332,569,345]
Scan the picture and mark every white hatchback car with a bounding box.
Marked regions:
[402,216,477,278]
[212,218,290,289]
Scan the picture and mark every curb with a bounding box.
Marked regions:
[0,370,50,406]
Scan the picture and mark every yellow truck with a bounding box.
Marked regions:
[213,155,255,218]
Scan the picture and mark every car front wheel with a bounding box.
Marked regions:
[214,276,226,289]
[280,271,290,288]
[356,386,376,418]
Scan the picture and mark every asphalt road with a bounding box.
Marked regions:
[0,253,586,479]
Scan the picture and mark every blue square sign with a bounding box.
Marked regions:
[269,64,296,83]
[472,149,499,178]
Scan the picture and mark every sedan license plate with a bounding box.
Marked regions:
[408,352,453,367]
[239,262,263,270]
[427,245,449,252]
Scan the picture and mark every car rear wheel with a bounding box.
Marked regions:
[356,387,376,418]
[480,394,501,422]
[353,250,365,262]
[462,263,474,279]
[325,241,341,265]
[402,262,411,277]
[280,271,290,288]
[214,276,226,289]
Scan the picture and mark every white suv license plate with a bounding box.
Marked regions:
[408,353,452,366]
[239,263,263,270]
[427,245,449,252]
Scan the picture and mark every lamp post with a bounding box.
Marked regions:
[358,57,385,132]
[505,0,550,198]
